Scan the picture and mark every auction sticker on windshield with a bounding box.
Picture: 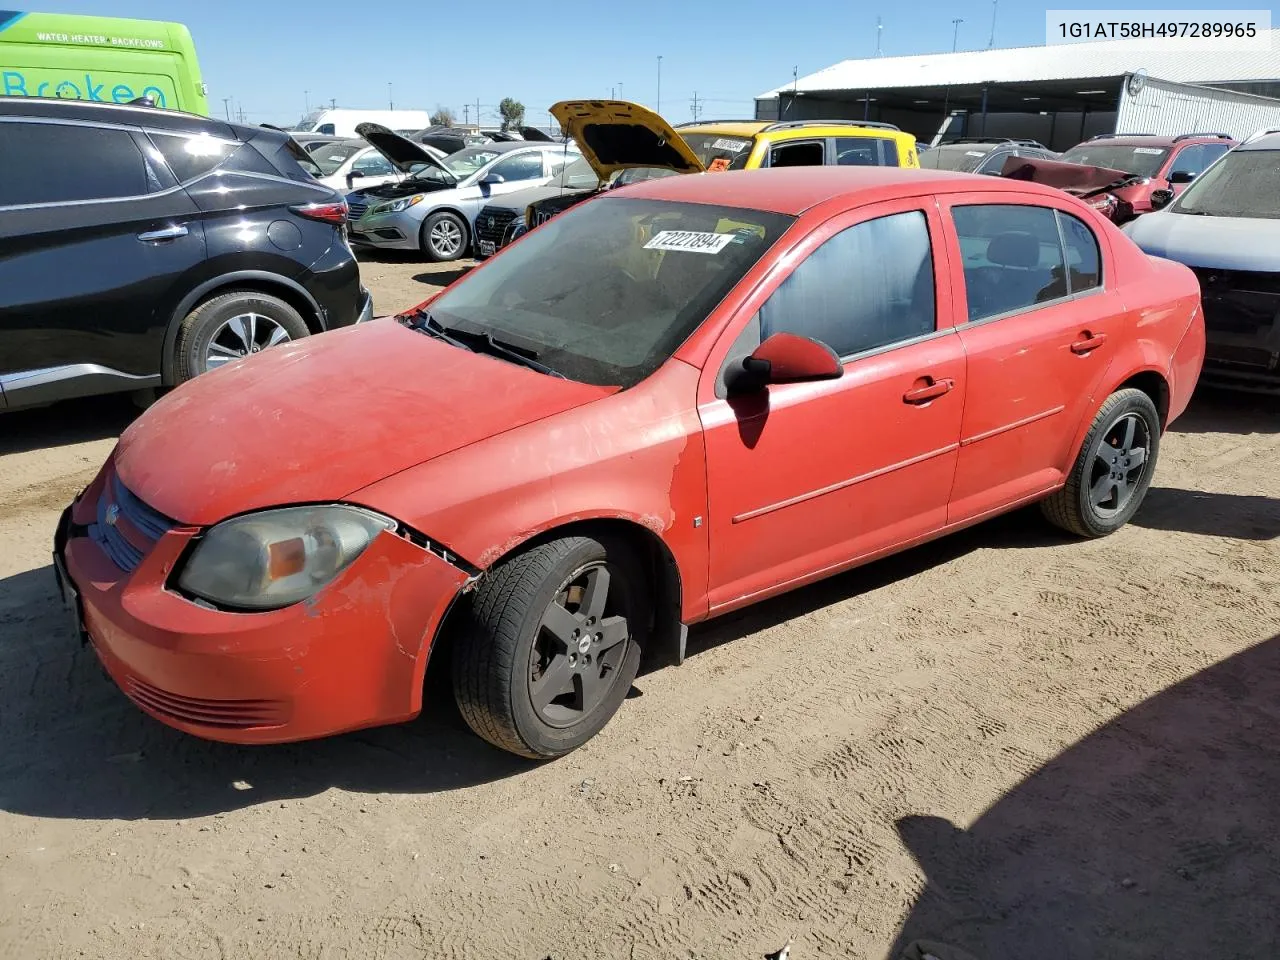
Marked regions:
[711,138,750,151]
[644,230,737,253]
[1134,147,1164,154]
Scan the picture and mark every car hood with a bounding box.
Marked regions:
[112,320,612,527]
[550,99,705,179]
[1000,155,1138,195]
[356,122,456,182]
[1124,211,1280,271]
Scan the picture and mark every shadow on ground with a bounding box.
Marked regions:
[887,631,1280,960]
[1170,386,1280,436]
[1133,487,1280,540]
[0,394,137,457]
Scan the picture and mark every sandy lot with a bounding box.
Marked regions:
[1,256,1277,959]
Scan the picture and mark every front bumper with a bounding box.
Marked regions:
[349,211,421,251]
[54,466,469,744]
[356,288,375,324]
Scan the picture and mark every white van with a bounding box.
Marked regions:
[293,108,431,137]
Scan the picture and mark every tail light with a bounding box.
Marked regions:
[290,201,348,225]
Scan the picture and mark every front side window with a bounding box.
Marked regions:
[425,197,794,387]
[1171,148,1280,219]
[0,122,151,206]
[834,137,901,167]
[758,211,936,358]
[488,152,546,182]
[952,204,1101,321]
[352,151,395,176]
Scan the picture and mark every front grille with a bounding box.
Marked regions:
[89,472,175,573]
[474,206,518,245]
[125,678,289,729]
[347,195,371,221]
[1191,267,1280,373]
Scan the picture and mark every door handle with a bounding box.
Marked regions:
[137,224,189,242]
[1071,332,1107,354]
[903,377,955,404]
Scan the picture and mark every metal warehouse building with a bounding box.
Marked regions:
[755,31,1280,149]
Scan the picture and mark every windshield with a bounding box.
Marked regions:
[551,156,603,190]
[920,144,995,172]
[1172,149,1280,219]
[679,132,755,170]
[1060,143,1167,177]
[425,197,794,387]
[310,142,364,175]
[443,147,503,178]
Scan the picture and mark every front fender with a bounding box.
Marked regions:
[352,360,712,623]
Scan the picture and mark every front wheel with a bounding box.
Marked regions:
[1041,388,1161,537]
[420,211,468,262]
[452,536,648,759]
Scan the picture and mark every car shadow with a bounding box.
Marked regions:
[411,266,472,287]
[885,631,1280,960]
[0,393,138,457]
[0,508,1068,824]
[1132,487,1280,540]
[1170,386,1280,436]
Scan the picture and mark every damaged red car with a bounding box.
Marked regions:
[54,167,1205,759]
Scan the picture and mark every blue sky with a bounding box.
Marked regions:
[26,0,1220,126]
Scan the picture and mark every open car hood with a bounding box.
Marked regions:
[1000,155,1138,197]
[550,100,705,179]
[518,125,555,142]
[356,122,456,182]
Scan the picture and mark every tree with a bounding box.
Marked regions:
[430,105,456,127]
[498,97,525,131]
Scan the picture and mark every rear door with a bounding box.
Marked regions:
[698,198,967,611]
[937,193,1120,523]
[0,117,204,403]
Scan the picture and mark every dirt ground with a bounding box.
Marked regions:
[1,256,1277,960]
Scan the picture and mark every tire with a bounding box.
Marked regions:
[452,535,648,759]
[174,290,310,384]
[420,210,468,262]
[1041,388,1161,538]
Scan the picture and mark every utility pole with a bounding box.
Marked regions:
[388,82,393,109]
[222,97,231,120]
[476,98,481,129]
[988,0,998,48]
[463,103,470,125]
[691,91,700,121]
[656,55,663,114]
[877,16,883,56]
[951,18,963,52]
[618,81,623,101]
[304,90,310,114]
[329,97,336,110]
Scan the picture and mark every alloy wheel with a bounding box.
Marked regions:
[429,219,464,258]
[528,562,631,728]
[1088,411,1151,518]
[204,313,292,373]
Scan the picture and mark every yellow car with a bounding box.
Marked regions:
[551,101,920,177]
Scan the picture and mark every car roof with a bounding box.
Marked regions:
[1239,131,1280,150]
[1075,134,1233,148]
[678,121,770,137]
[611,166,1067,215]
[0,95,280,143]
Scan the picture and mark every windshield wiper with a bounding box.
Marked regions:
[408,310,565,378]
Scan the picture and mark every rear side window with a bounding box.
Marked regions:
[952,204,1100,321]
[0,121,151,206]
[834,137,900,166]
[769,140,824,167]
[149,132,237,182]
[759,210,936,357]
[266,138,323,180]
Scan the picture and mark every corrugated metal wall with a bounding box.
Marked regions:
[1118,76,1280,139]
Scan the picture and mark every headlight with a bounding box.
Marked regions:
[373,195,425,214]
[177,505,397,610]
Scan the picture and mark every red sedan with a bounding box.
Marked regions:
[54,167,1205,759]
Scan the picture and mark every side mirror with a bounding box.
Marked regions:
[346,170,364,187]
[724,332,843,394]
[1149,188,1175,210]
[1168,169,1196,184]
[480,173,505,185]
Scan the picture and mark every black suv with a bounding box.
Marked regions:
[0,98,372,412]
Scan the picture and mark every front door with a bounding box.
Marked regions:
[938,195,1122,523]
[698,199,967,612]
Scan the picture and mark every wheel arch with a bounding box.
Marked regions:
[419,205,474,249]
[161,272,325,385]
[435,514,687,671]
[1064,361,1172,478]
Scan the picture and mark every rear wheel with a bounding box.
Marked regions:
[420,211,468,262]
[174,290,309,384]
[452,536,647,759]
[1041,388,1160,537]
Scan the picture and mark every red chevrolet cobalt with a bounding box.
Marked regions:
[54,167,1205,759]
